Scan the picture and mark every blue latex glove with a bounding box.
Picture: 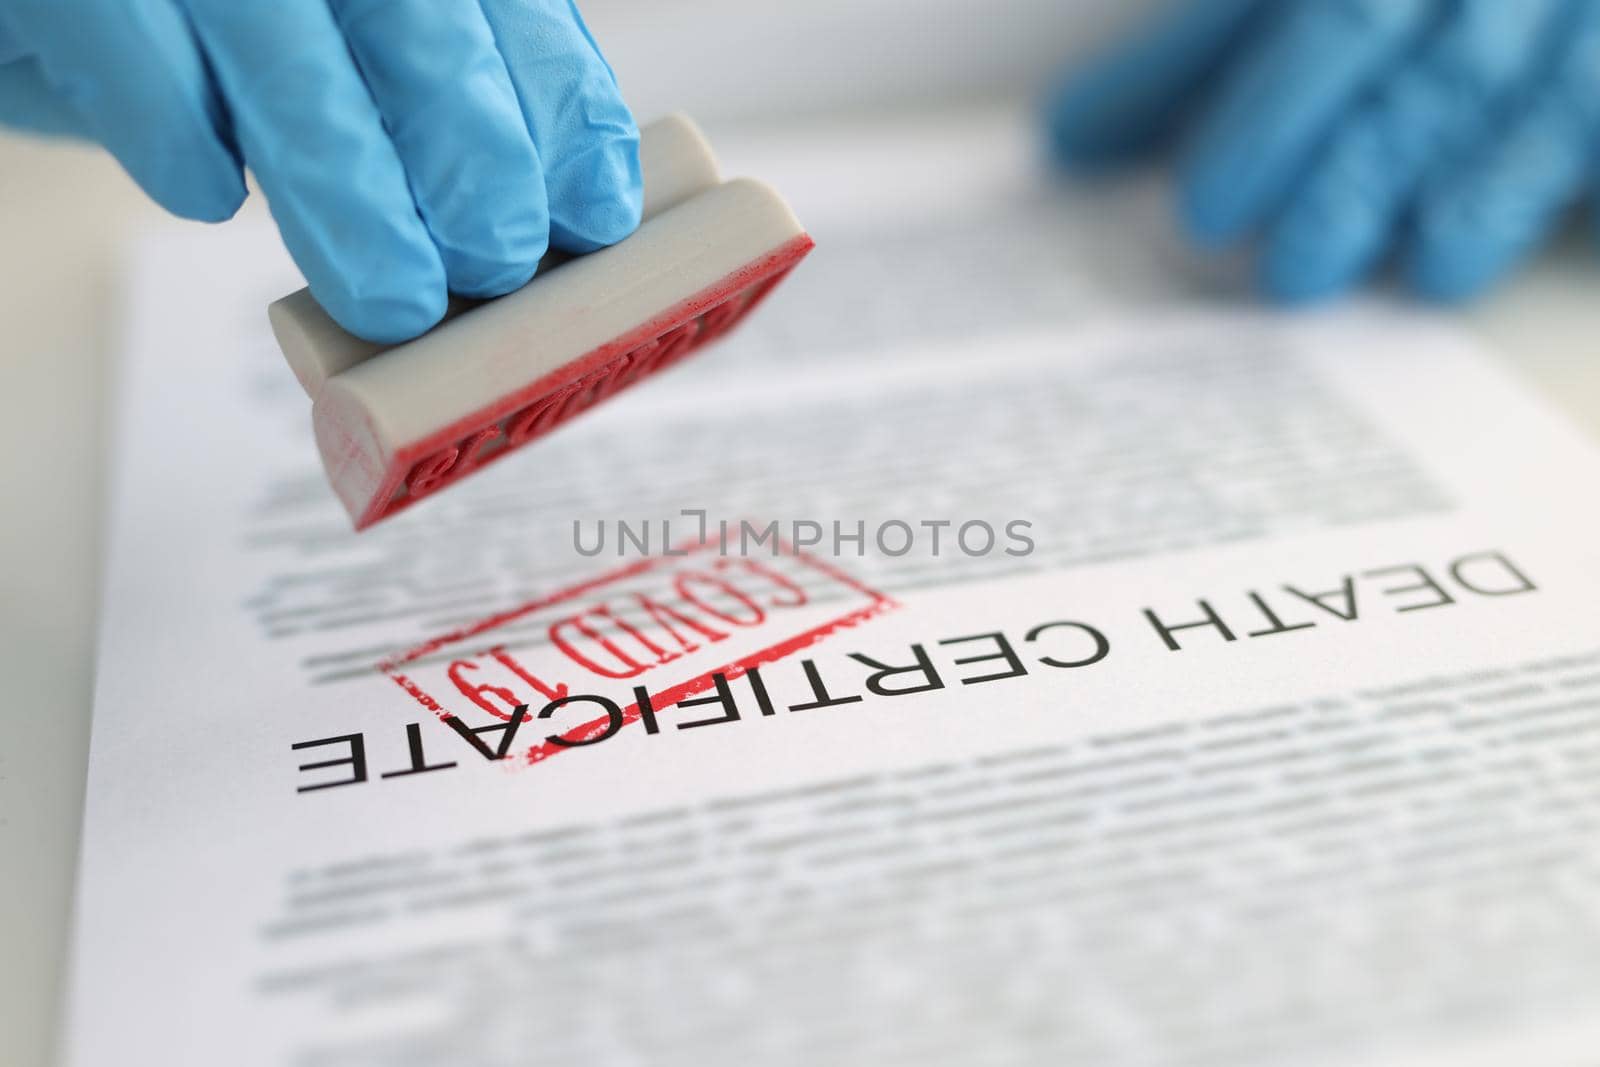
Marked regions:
[0,0,641,343]
[1047,0,1600,303]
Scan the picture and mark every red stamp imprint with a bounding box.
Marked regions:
[379,539,895,765]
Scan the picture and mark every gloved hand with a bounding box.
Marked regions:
[0,0,641,343]
[1047,0,1600,303]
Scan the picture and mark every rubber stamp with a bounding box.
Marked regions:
[268,114,814,530]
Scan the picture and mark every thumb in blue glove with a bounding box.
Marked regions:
[1048,0,1600,305]
[0,0,641,344]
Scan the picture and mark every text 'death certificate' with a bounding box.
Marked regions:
[69,114,1600,1066]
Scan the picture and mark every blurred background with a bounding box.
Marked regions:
[4,1,1600,1064]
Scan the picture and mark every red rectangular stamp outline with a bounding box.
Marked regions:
[377,538,896,766]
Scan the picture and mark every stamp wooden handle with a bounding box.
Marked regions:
[269,113,724,398]
[266,113,815,532]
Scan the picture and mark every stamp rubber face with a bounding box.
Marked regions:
[346,235,814,530]
[380,537,895,768]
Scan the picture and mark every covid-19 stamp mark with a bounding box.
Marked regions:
[378,536,896,766]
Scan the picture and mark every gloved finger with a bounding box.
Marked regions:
[0,16,26,63]
[329,0,550,299]
[1181,0,1439,247]
[1046,0,1272,170]
[0,59,94,137]
[1262,0,1569,302]
[478,0,641,254]
[181,0,447,343]
[0,0,244,221]
[1407,0,1600,301]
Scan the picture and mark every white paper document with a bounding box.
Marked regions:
[69,112,1600,1066]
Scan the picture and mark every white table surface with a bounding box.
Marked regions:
[3,124,1598,1067]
